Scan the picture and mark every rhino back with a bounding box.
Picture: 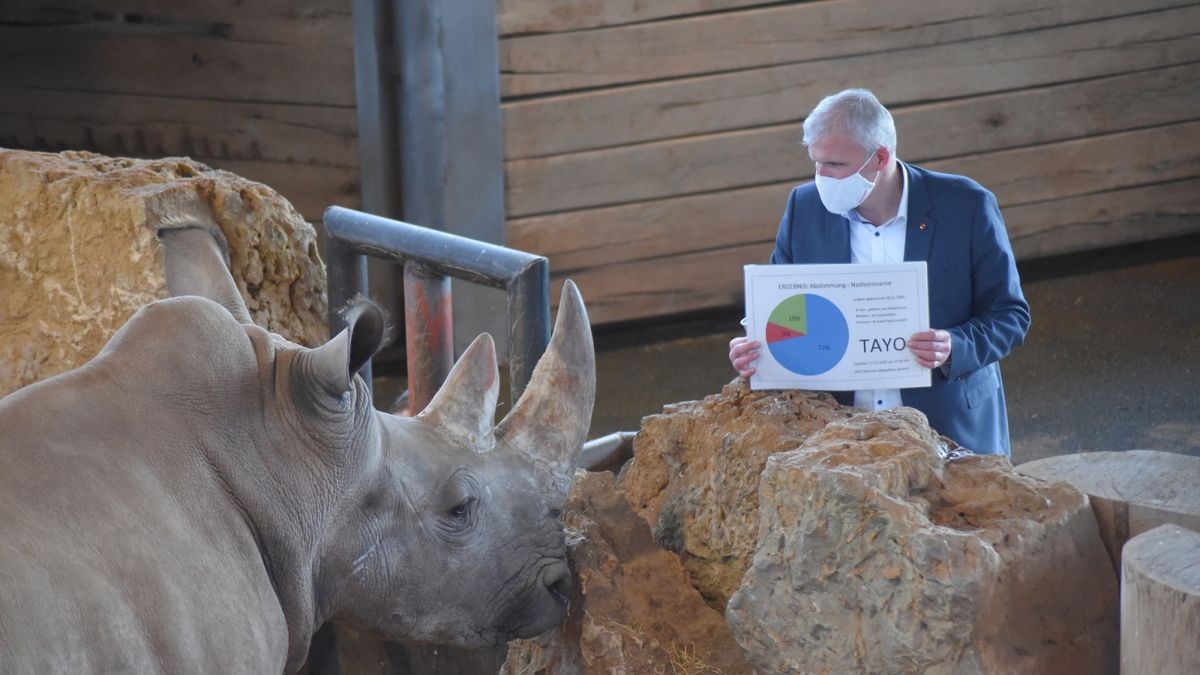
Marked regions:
[0,298,289,673]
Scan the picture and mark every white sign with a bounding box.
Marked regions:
[744,262,931,391]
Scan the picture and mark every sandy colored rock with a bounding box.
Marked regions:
[503,470,752,675]
[0,149,327,396]
[618,378,854,607]
[726,407,1118,674]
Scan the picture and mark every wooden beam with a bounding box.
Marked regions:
[0,25,355,106]
[502,5,1200,159]
[2,0,349,22]
[510,119,1200,273]
[496,0,773,35]
[545,178,1200,324]
[504,63,1200,217]
[0,88,357,167]
[1005,178,1200,260]
[498,0,1194,96]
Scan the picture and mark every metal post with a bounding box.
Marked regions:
[323,206,550,406]
[402,262,453,414]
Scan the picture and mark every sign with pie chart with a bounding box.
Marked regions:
[744,262,931,391]
[765,294,848,375]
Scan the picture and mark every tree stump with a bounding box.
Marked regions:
[1120,524,1200,674]
[1016,450,1200,572]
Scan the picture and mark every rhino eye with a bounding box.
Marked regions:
[448,497,474,521]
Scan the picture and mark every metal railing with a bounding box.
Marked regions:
[323,206,549,411]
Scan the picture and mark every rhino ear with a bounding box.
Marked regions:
[494,280,595,504]
[417,334,500,452]
[306,302,386,396]
[156,205,252,324]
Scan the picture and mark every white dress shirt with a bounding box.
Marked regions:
[846,163,909,412]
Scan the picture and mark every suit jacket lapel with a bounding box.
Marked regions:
[824,208,851,263]
[903,163,935,262]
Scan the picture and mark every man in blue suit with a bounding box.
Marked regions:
[729,89,1030,455]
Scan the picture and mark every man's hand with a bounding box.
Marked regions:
[909,329,952,369]
[729,336,762,377]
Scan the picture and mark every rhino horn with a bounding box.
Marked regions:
[156,205,253,325]
[494,280,595,504]
[417,333,500,452]
[305,302,386,396]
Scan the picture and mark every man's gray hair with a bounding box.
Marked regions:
[802,89,897,156]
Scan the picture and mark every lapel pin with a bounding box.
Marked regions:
[919,222,927,230]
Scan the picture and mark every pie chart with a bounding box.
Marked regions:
[765,294,849,375]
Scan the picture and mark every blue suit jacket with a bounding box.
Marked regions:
[770,163,1031,455]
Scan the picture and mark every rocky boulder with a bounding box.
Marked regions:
[0,149,327,396]
[503,470,752,675]
[726,407,1119,674]
[618,380,854,608]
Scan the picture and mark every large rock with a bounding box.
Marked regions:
[503,470,752,675]
[619,379,854,607]
[0,149,327,396]
[726,407,1119,674]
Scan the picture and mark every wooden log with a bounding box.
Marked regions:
[0,89,358,168]
[509,120,1200,272]
[499,0,1192,96]
[1120,524,1200,674]
[502,5,1200,159]
[496,0,770,35]
[0,25,355,106]
[1017,451,1200,573]
[547,178,1200,323]
[503,63,1200,217]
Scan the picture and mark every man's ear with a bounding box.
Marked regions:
[305,301,386,396]
[874,146,891,170]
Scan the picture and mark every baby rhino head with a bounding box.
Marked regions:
[156,220,594,650]
[320,282,595,648]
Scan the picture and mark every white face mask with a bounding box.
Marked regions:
[814,150,879,215]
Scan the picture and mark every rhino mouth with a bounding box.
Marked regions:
[502,559,573,641]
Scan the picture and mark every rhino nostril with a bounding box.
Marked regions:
[543,563,571,607]
[548,577,570,607]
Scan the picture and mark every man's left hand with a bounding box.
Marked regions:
[909,329,952,369]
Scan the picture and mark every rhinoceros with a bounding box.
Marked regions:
[0,215,595,673]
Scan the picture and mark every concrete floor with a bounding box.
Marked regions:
[587,234,1200,465]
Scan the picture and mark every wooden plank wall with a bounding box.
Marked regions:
[497,0,1200,325]
[0,0,359,222]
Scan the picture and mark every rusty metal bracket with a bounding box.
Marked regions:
[323,205,550,412]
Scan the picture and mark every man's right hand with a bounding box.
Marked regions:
[728,336,762,377]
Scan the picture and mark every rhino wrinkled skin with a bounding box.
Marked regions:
[0,215,596,674]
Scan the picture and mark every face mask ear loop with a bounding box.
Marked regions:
[858,148,880,183]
